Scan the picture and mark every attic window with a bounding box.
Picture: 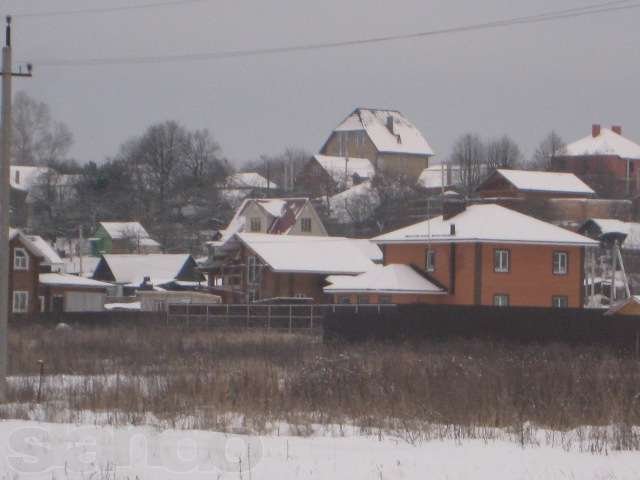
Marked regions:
[250,218,261,232]
[301,218,312,233]
[14,170,19,184]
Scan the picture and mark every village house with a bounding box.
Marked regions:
[324,203,598,307]
[9,229,42,315]
[319,108,434,179]
[91,221,161,255]
[38,274,112,313]
[209,233,381,303]
[296,154,375,197]
[552,125,640,197]
[203,197,328,288]
[92,253,204,297]
[476,169,595,200]
[221,172,279,208]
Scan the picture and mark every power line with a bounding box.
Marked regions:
[13,0,210,19]
[33,0,640,67]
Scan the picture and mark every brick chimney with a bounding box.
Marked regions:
[592,124,601,137]
[386,115,394,134]
[612,125,622,135]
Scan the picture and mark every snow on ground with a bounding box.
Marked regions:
[0,419,637,479]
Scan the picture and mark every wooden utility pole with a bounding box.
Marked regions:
[0,16,32,402]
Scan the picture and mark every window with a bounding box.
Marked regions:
[13,248,28,270]
[250,218,261,232]
[493,294,510,307]
[552,296,569,308]
[300,218,312,233]
[426,249,436,272]
[247,255,257,283]
[38,295,45,313]
[357,295,370,305]
[338,296,352,304]
[12,291,28,313]
[379,295,393,305]
[553,251,568,275]
[494,249,510,273]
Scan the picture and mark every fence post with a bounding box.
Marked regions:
[206,305,210,328]
[267,305,271,330]
[247,303,250,328]
[226,303,230,325]
[289,305,292,333]
[310,305,314,330]
[636,330,639,359]
[186,304,190,328]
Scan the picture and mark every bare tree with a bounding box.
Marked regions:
[12,91,73,166]
[244,147,311,191]
[451,133,485,196]
[486,135,522,171]
[531,131,566,170]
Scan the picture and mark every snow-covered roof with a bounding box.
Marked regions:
[563,128,640,160]
[226,172,278,190]
[9,166,51,191]
[486,169,595,195]
[418,164,460,189]
[96,254,194,286]
[215,197,318,245]
[235,233,377,275]
[25,236,64,267]
[333,108,434,156]
[39,273,112,289]
[585,218,640,249]
[63,256,101,277]
[350,239,383,263]
[314,155,375,182]
[324,264,445,295]
[328,181,380,224]
[374,204,598,247]
[98,222,160,246]
[9,228,42,257]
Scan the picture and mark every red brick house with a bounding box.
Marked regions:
[552,125,640,197]
[325,203,598,308]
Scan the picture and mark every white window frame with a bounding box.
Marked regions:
[493,294,509,307]
[38,295,45,313]
[553,251,568,275]
[247,255,257,284]
[13,247,29,270]
[552,296,569,308]
[494,249,510,273]
[426,249,436,272]
[12,291,29,313]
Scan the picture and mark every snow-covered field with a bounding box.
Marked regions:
[0,419,638,479]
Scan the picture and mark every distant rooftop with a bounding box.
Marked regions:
[332,108,434,156]
[562,125,640,160]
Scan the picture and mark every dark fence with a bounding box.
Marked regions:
[324,304,640,351]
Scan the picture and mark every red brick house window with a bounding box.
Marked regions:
[13,248,28,270]
[553,251,568,275]
[494,249,510,273]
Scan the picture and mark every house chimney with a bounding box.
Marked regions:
[386,115,394,134]
[442,197,466,220]
[612,125,622,135]
[592,124,601,137]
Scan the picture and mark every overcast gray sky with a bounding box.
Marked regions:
[3,0,639,166]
